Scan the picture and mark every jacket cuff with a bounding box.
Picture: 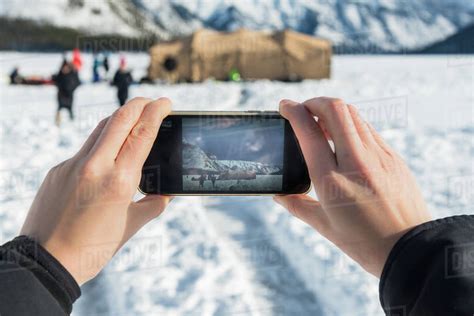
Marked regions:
[2,236,81,313]
[379,215,474,314]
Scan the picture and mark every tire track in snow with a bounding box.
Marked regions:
[75,197,265,316]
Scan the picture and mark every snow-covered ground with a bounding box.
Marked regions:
[0,52,473,316]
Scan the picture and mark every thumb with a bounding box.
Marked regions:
[279,99,299,118]
[122,195,173,243]
[274,194,330,236]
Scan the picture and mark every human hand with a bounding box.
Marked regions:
[275,97,431,277]
[21,97,172,285]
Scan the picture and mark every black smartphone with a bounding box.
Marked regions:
[139,111,310,195]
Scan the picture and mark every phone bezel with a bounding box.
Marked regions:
[139,111,311,196]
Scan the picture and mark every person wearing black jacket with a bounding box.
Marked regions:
[112,57,133,106]
[0,97,472,315]
[52,62,80,125]
[9,67,24,84]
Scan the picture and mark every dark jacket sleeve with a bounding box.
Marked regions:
[380,215,474,316]
[112,71,119,86]
[127,72,133,85]
[0,236,81,316]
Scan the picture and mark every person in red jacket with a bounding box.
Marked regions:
[71,48,83,72]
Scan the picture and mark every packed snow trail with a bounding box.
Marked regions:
[1,53,472,316]
[203,196,324,315]
[76,197,268,316]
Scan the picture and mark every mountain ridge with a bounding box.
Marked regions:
[1,0,473,53]
[183,142,282,175]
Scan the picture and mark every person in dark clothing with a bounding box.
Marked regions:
[9,67,53,86]
[0,97,473,316]
[210,175,217,188]
[112,57,133,106]
[92,54,101,83]
[103,53,110,76]
[52,62,80,125]
[9,67,24,84]
[199,174,206,188]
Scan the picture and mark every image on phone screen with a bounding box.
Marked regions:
[182,117,284,192]
[140,113,310,195]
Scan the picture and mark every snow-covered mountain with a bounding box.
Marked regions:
[1,0,473,52]
[183,142,282,175]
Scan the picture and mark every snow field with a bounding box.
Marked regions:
[0,52,472,315]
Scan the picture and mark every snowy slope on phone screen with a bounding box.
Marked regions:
[0,52,472,316]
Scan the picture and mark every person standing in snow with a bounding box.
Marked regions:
[52,61,80,126]
[72,48,83,72]
[112,56,133,106]
[210,174,217,188]
[199,174,205,188]
[9,67,23,84]
[92,54,101,83]
[103,52,110,77]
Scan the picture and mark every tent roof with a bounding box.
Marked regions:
[149,29,331,57]
[190,28,282,56]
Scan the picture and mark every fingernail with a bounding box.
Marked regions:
[279,99,291,106]
[273,195,282,205]
[279,99,298,118]
[279,99,298,108]
[273,196,287,209]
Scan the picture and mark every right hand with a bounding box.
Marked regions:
[275,97,432,277]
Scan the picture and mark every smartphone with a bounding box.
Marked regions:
[139,111,310,195]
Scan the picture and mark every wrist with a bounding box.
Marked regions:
[3,236,82,307]
[41,239,92,285]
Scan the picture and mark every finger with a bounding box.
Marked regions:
[302,97,363,163]
[347,104,376,146]
[367,122,393,154]
[274,194,331,236]
[89,97,153,164]
[75,117,109,158]
[116,98,172,169]
[120,195,173,246]
[317,118,332,142]
[280,99,336,181]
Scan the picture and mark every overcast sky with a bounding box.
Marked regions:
[183,117,284,165]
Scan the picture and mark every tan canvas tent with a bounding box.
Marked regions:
[148,29,331,82]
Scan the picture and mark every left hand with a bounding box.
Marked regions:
[21,97,172,285]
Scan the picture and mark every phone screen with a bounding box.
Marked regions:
[140,113,310,195]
